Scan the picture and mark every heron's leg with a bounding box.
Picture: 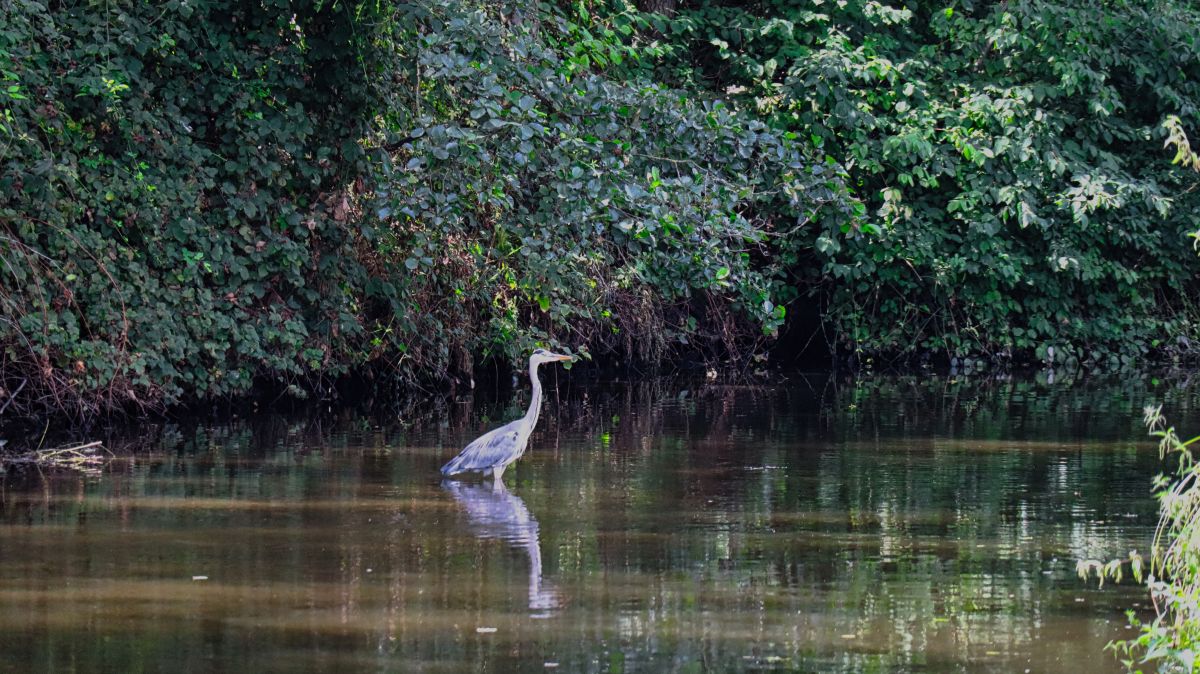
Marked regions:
[493,464,506,484]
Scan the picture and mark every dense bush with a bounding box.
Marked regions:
[619,0,1200,366]
[5,0,1200,419]
[0,0,848,418]
[372,2,851,373]
[0,0,392,416]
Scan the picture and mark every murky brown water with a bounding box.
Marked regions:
[0,374,1193,672]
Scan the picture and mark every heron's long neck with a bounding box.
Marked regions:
[524,360,543,429]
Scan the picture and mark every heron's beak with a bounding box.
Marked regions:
[552,353,573,362]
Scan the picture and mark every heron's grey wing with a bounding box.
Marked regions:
[440,419,523,476]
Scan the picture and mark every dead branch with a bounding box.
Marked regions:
[1,440,111,475]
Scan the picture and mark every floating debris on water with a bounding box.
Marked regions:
[0,441,111,475]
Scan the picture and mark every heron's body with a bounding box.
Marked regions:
[440,349,571,483]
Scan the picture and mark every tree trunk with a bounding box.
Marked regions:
[637,0,677,17]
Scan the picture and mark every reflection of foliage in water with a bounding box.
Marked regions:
[0,375,1194,672]
[521,374,1183,670]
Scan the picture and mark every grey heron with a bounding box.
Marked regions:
[440,349,572,483]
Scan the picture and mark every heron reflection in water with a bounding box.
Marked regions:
[442,480,559,614]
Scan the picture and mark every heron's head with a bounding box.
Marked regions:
[530,348,573,366]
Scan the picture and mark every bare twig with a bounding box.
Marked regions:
[0,378,27,417]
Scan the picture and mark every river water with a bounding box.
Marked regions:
[0,373,1193,672]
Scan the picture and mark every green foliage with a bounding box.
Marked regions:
[372,0,850,370]
[539,0,678,79]
[1163,114,1200,252]
[646,0,1200,364]
[0,0,386,415]
[0,0,850,417]
[6,0,1200,418]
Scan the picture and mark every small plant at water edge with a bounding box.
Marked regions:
[1078,406,1200,672]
